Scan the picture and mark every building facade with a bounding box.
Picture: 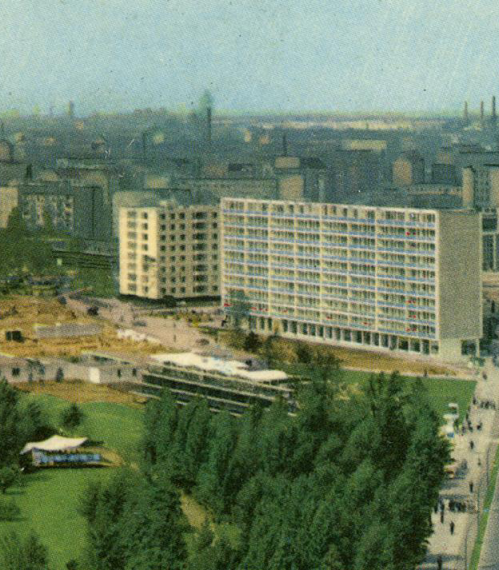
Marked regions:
[0,186,19,228]
[463,165,499,210]
[19,181,111,241]
[119,202,220,299]
[392,151,425,186]
[221,198,482,361]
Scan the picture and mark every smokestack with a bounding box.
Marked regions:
[481,101,485,123]
[493,96,497,125]
[142,131,147,162]
[206,106,212,144]
[68,101,75,119]
[464,101,469,123]
[282,133,288,156]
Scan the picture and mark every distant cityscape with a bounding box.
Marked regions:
[0,96,498,362]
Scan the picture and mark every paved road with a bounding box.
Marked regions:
[420,358,499,570]
[479,469,499,569]
[65,295,231,356]
[478,361,499,569]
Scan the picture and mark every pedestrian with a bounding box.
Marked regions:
[469,481,474,493]
[440,510,444,523]
[470,440,475,451]
[450,521,455,535]
[437,554,443,570]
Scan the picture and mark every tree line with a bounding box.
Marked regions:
[81,366,450,570]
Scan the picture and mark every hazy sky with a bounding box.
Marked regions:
[1,0,498,115]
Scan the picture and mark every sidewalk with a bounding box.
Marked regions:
[420,359,499,570]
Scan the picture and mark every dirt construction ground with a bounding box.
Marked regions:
[0,296,165,359]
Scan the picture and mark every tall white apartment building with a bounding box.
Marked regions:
[221,199,482,361]
[119,203,220,300]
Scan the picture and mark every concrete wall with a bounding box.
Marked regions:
[34,323,102,339]
[437,210,482,341]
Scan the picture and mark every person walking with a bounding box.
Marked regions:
[450,521,455,535]
[437,554,443,570]
[440,510,444,523]
[470,440,475,451]
[469,481,474,493]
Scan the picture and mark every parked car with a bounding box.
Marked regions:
[133,321,147,327]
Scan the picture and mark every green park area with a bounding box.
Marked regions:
[0,395,143,570]
[0,368,477,569]
[342,370,477,423]
[284,363,477,424]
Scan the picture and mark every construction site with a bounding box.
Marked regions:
[0,296,164,359]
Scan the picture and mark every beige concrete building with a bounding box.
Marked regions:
[221,198,482,362]
[0,186,19,228]
[119,203,220,299]
[392,151,425,186]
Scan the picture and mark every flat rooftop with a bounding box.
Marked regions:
[150,352,288,383]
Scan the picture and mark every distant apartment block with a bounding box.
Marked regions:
[221,199,482,361]
[463,165,499,209]
[19,181,111,240]
[119,203,220,299]
[431,163,457,185]
[437,146,499,184]
[0,186,19,228]
[482,210,499,271]
[392,151,425,186]
[331,149,381,197]
[273,156,328,201]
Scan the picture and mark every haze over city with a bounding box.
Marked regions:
[2,0,499,115]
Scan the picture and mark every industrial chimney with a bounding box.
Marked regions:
[206,106,212,144]
[493,96,497,126]
[463,101,469,124]
[481,101,485,123]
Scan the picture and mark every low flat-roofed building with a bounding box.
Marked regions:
[137,351,295,414]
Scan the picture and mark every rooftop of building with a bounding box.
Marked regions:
[149,352,288,383]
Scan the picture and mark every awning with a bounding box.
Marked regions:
[21,436,88,455]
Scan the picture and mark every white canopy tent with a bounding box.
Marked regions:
[21,436,88,455]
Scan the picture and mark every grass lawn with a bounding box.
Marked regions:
[285,364,477,423]
[342,370,477,422]
[0,468,113,570]
[0,394,145,569]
